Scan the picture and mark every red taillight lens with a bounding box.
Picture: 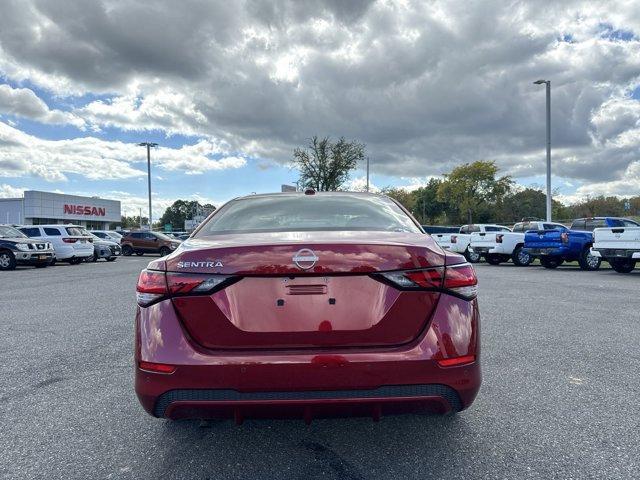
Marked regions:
[136,270,236,307]
[496,234,504,243]
[62,238,78,243]
[136,270,167,306]
[403,268,444,288]
[138,361,176,374]
[560,232,569,243]
[443,263,478,299]
[377,263,477,299]
[166,272,231,295]
[451,235,457,243]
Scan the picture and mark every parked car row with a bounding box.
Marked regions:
[0,224,185,271]
[430,217,640,274]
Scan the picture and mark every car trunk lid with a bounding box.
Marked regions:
[166,231,445,350]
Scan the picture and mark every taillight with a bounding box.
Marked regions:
[443,263,478,299]
[376,263,477,299]
[136,270,238,307]
[62,238,78,243]
[496,234,504,243]
[450,235,457,244]
[560,232,569,243]
[136,270,167,306]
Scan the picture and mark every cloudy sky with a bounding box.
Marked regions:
[0,0,639,218]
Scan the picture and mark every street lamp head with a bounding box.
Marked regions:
[533,79,547,85]
[138,142,159,147]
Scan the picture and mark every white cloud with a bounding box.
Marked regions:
[0,121,246,182]
[0,84,85,128]
[0,0,638,194]
[0,183,26,198]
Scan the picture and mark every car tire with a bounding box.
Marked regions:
[106,256,117,262]
[540,256,562,269]
[512,246,532,266]
[0,250,17,271]
[122,245,133,256]
[136,251,144,256]
[578,248,601,271]
[159,247,171,257]
[68,258,83,265]
[49,258,56,266]
[464,249,481,263]
[610,258,636,273]
[485,254,502,265]
[91,252,99,262]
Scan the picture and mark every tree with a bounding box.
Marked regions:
[158,200,216,230]
[382,187,416,213]
[413,179,447,224]
[437,161,513,224]
[120,215,148,229]
[293,136,365,191]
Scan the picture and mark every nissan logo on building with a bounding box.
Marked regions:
[292,248,318,270]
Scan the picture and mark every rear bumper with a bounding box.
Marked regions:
[470,244,509,255]
[591,248,640,260]
[524,245,569,256]
[135,295,481,420]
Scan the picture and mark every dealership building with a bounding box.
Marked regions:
[0,190,121,230]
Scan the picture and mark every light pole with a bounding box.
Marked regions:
[139,142,158,228]
[366,156,370,192]
[533,79,552,221]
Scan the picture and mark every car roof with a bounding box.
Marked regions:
[229,191,387,201]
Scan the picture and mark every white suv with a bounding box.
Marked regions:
[19,224,94,265]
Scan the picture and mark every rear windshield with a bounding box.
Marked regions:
[65,227,86,236]
[0,226,26,238]
[485,226,511,232]
[609,219,639,227]
[196,194,421,235]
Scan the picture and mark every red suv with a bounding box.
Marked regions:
[134,192,481,422]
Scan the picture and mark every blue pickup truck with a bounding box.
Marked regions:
[524,217,632,270]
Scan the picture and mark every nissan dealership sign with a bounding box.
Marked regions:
[64,204,107,216]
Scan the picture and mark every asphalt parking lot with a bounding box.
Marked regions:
[1,258,638,479]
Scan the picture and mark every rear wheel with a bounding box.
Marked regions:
[512,246,532,266]
[578,248,601,271]
[68,258,83,265]
[122,245,133,256]
[106,256,117,262]
[485,254,502,265]
[91,252,99,262]
[610,258,636,273]
[540,256,562,269]
[136,251,144,256]
[464,249,481,263]
[159,247,171,257]
[0,251,17,271]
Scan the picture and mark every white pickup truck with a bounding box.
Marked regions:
[432,224,511,263]
[469,220,566,266]
[591,220,640,273]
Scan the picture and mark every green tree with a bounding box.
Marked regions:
[294,136,365,191]
[382,187,416,213]
[120,215,148,229]
[413,179,447,224]
[437,161,513,224]
[158,200,216,230]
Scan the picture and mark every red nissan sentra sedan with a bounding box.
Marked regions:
[135,191,480,422]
